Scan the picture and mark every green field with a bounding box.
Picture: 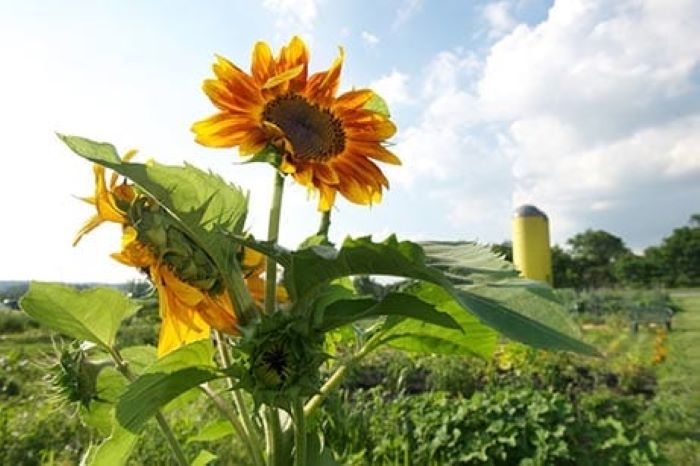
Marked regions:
[651,290,700,463]
[1,290,699,464]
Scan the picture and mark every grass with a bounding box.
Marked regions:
[646,289,700,464]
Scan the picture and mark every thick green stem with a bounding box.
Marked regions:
[213,331,264,455]
[304,333,381,418]
[201,384,265,466]
[292,398,307,466]
[107,347,189,466]
[263,406,284,466]
[317,210,331,238]
[265,172,285,314]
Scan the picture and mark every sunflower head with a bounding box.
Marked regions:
[233,311,326,409]
[192,36,401,211]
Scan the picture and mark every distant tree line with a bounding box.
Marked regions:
[492,214,700,289]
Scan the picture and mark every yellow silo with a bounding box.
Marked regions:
[512,205,552,285]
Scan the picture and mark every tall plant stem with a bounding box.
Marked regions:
[213,331,264,458]
[107,346,188,466]
[317,210,331,238]
[263,406,284,466]
[201,384,265,466]
[292,398,307,466]
[265,172,285,314]
[304,333,381,418]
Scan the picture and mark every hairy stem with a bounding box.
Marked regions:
[304,333,381,418]
[263,406,284,466]
[292,398,307,466]
[201,384,265,466]
[265,172,285,314]
[213,331,264,454]
[317,210,331,238]
[107,346,189,466]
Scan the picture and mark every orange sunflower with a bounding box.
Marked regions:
[192,36,401,211]
[74,153,280,356]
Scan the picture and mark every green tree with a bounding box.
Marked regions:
[567,229,630,288]
[612,253,660,288]
[491,241,513,262]
[551,245,579,289]
[654,214,700,287]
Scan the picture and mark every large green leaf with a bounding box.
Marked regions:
[275,235,444,301]
[420,241,518,283]
[256,235,598,356]
[318,292,461,333]
[379,284,499,358]
[115,340,221,432]
[20,282,138,348]
[454,284,597,355]
[58,134,252,318]
[82,424,139,466]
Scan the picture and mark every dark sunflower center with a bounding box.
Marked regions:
[262,94,345,161]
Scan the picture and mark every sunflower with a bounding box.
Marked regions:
[74,154,281,356]
[192,36,401,211]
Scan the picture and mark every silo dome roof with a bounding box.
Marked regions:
[513,204,548,219]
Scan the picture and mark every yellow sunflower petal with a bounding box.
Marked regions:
[277,36,309,93]
[73,215,104,246]
[197,293,238,335]
[313,162,340,185]
[306,47,344,107]
[156,297,210,357]
[94,165,126,223]
[335,89,374,110]
[212,55,261,101]
[316,183,337,212]
[251,41,275,85]
[350,141,402,165]
[263,64,305,90]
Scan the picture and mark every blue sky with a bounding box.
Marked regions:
[1,0,699,282]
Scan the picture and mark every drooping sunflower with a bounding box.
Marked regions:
[192,36,401,211]
[74,153,280,356]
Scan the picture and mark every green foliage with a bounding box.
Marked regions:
[57,134,256,321]
[250,235,597,356]
[552,214,700,289]
[20,283,139,349]
[322,386,661,465]
[0,309,39,334]
[116,340,220,432]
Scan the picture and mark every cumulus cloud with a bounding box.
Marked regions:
[361,30,380,46]
[482,1,517,38]
[370,69,412,107]
[477,0,700,246]
[394,0,700,248]
[262,0,318,36]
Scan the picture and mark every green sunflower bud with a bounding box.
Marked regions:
[230,313,327,410]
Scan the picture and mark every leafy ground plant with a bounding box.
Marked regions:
[20,36,597,465]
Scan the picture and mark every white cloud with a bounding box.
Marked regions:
[476,0,700,247]
[482,1,517,38]
[262,0,319,36]
[391,0,700,249]
[370,70,411,106]
[361,30,380,46]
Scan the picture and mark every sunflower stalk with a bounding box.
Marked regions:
[213,331,264,463]
[262,168,290,465]
[106,346,189,466]
[265,171,285,315]
[292,398,307,466]
[317,210,331,239]
[201,383,265,466]
[263,405,284,466]
[304,332,383,418]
